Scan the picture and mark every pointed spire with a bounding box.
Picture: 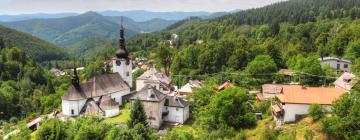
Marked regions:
[116,16,129,59]
[119,16,125,49]
[72,59,79,86]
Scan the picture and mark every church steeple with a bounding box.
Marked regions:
[72,62,79,86]
[116,17,129,59]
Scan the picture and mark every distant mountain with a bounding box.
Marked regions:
[0,12,175,47]
[0,10,223,22]
[0,25,66,62]
[65,36,114,59]
[0,13,79,22]
[100,10,213,22]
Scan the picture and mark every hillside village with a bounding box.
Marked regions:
[1,0,360,140]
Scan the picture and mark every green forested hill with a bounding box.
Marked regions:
[0,12,176,47]
[125,0,360,86]
[0,25,66,62]
[64,36,115,59]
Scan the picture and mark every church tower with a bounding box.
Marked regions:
[112,17,132,87]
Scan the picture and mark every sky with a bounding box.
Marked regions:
[0,0,285,15]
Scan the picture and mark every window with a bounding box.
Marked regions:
[176,107,179,111]
[116,60,121,66]
[337,64,340,70]
[344,64,348,68]
[71,109,74,115]
[126,72,130,77]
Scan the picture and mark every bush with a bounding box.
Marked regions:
[308,104,324,121]
[304,129,314,140]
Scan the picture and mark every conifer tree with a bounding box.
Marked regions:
[0,37,4,50]
[127,98,148,128]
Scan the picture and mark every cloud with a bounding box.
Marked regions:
[0,0,285,14]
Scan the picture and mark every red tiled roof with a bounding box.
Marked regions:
[276,85,346,105]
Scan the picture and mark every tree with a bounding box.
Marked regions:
[163,129,194,140]
[197,87,256,131]
[0,37,4,49]
[308,104,324,121]
[244,55,277,85]
[36,119,66,140]
[321,87,360,139]
[155,43,173,76]
[127,98,148,128]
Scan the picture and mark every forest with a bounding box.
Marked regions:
[2,0,360,139]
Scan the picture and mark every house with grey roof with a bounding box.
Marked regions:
[178,80,203,96]
[136,68,173,94]
[129,85,190,129]
[319,57,352,72]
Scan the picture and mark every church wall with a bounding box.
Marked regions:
[110,89,131,106]
[62,99,86,116]
[112,59,132,87]
[103,108,120,118]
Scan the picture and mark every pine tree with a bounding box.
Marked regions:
[127,98,148,128]
[0,37,4,49]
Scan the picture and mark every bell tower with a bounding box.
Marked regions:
[112,17,132,87]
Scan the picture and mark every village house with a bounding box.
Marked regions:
[129,85,190,129]
[334,72,356,91]
[217,81,235,91]
[319,57,352,72]
[136,68,173,94]
[271,85,346,124]
[178,80,203,96]
[61,23,132,118]
[257,84,283,100]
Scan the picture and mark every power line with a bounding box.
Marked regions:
[171,71,338,79]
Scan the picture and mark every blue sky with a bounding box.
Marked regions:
[0,0,285,14]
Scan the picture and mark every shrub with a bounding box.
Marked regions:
[308,104,324,121]
[304,129,314,140]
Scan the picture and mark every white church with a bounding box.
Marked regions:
[61,23,132,118]
[61,23,190,126]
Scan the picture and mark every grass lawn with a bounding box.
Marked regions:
[103,103,131,124]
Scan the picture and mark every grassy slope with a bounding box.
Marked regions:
[103,103,131,124]
[162,116,328,140]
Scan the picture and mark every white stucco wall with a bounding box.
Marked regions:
[112,59,133,87]
[283,103,332,123]
[163,105,190,124]
[110,89,131,105]
[136,79,146,91]
[320,60,351,72]
[103,108,120,118]
[62,99,86,116]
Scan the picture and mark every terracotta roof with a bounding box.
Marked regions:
[129,85,167,102]
[276,85,346,105]
[334,72,356,91]
[165,96,189,108]
[271,105,282,113]
[62,73,130,101]
[99,96,119,110]
[217,81,234,91]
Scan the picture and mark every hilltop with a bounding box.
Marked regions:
[0,25,66,62]
[0,12,176,47]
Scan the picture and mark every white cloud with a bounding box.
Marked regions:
[0,0,285,14]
